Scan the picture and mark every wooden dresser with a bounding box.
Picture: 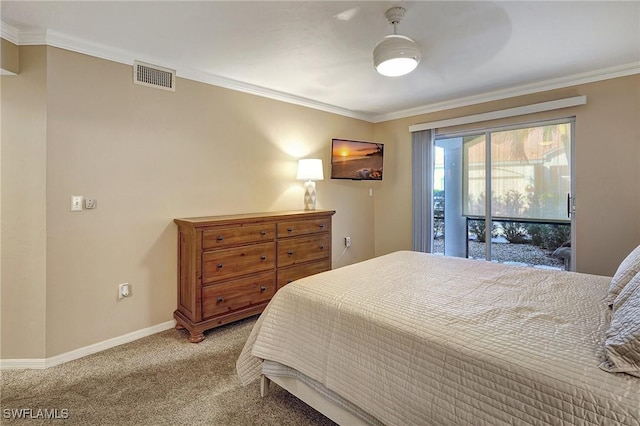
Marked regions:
[173,210,335,342]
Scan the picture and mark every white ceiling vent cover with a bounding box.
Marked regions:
[133,61,175,91]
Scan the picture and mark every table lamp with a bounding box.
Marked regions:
[296,159,324,210]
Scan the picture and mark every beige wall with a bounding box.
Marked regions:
[1,46,48,358]
[2,46,375,359]
[1,38,19,75]
[374,75,640,276]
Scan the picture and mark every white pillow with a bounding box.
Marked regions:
[600,272,640,377]
[607,244,640,306]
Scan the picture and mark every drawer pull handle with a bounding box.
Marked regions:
[216,236,224,241]
[287,251,294,256]
[260,230,267,236]
[217,297,224,303]
[260,255,267,261]
[260,286,267,292]
[287,227,293,233]
[217,263,223,269]
[319,245,325,250]
[319,224,325,228]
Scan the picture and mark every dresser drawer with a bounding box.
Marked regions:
[277,217,330,238]
[277,234,330,267]
[202,223,275,250]
[277,259,331,289]
[202,272,276,319]
[202,242,275,283]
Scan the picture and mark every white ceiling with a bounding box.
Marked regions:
[2,1,639,122]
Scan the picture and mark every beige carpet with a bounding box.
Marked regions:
[1,317,336,425]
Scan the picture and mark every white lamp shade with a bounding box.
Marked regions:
[373,35,421,77]
[296,159,324,181]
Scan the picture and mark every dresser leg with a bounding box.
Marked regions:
[188,332,205,343]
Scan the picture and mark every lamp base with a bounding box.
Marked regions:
[303,181,317,210]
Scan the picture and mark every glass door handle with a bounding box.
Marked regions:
[567,193,575,218]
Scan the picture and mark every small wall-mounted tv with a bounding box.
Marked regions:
[331,139,384,180]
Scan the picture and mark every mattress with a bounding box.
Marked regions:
[237,251,640,425]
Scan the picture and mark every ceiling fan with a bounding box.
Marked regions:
[373,7,421,77]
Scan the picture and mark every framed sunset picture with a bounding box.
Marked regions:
[330,139,384,180]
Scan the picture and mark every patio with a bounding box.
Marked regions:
[433,237,565,269]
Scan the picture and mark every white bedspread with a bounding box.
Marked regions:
[237,251,640,425]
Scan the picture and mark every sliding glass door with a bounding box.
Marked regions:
[433,119,574,270]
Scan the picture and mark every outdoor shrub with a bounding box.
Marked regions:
[469,219,497,243]
[542,224,571,250]
[502,190,528,216]
[525,224,545,246]
[501,221,528,244]
[524,223,571,250]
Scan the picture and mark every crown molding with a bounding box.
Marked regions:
[13,29,47,45]
[177,67,371,121]
[3,21,638,124]
[46,29,135,63]
[25,27,373,122]
[0,22,20,44]
[371,62,640,123]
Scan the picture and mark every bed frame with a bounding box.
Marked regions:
[260,374,369,426]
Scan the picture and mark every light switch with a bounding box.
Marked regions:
[71,195,83,212]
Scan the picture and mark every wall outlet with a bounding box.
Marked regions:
[85,198,97,209]
[345,236,352,248]
[118,283,131,299]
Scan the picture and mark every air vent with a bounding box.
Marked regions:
[133,61,175,91]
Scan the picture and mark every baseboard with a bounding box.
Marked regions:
[1,320,176,370]
[0,358,47,369]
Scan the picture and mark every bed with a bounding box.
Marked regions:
[236,250,640,425]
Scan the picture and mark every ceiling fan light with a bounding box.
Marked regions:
[376,57,419,77]
[373,35,421,77]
